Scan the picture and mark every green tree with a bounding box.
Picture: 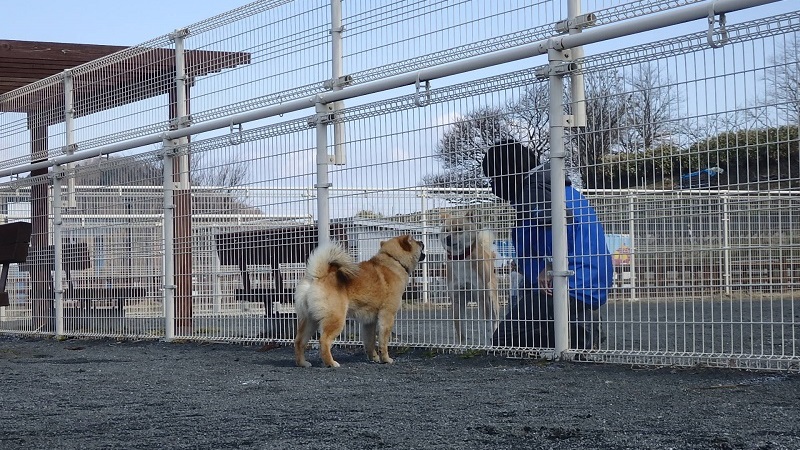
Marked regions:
[679,125,800,189]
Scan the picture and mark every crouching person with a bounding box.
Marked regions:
[482,139,614,350]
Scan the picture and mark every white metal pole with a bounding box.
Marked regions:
[315,103,331,245]
[628,194,637,301]
[722,195,732,296]
[63,70,77,208]
[331,0,346,165]
[420,189,429,304]
[173,28,190,189]
[567,0,587,127]
[548,48,570,358]
[162,142,176,341]
[171,28,192,336]
[211,227,222,315]
[52,172,64,337]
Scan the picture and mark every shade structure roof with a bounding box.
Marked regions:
[0,39,251,125]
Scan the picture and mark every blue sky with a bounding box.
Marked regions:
[3,1,253,45]
[4,1,794,56]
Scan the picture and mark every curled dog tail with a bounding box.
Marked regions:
[304,242,359,283]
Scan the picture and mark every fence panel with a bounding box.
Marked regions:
[1,0,798,371]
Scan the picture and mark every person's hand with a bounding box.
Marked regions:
[538,269,552,296]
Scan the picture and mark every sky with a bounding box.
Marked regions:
[4,1,254,45]
[4,1,795,67]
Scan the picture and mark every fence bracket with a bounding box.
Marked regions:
[323,74,353,90]
[534,48,577,80]
[228,121,243,145]
[169,115,193,130]
[414,73,431,107]
[308,103,336,127]
[61,143,78,156]
[707,2,729,48]
[549,270,575,277]
[51,168,66,181]
[555,12,598,34]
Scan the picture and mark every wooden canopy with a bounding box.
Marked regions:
[0,39,250,332]
[0,39,251,125]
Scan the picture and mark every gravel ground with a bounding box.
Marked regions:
[1,335,799,450]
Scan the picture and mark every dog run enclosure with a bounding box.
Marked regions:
[0,0,798,371]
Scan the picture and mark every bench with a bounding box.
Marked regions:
[20,243,148,314]
[0,222,33,307]
[215,223,348,337]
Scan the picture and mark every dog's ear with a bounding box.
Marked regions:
[399,234,413,251]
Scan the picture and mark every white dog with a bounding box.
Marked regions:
[439,210,500,345]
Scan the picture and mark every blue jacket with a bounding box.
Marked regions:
[511,172,614,308]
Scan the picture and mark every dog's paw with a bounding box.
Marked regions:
[326,361,341,368]
[296,360,312,368]
[370,354,381,363]
[382,356,395,364]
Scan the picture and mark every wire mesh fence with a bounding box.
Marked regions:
[0,0,798,371]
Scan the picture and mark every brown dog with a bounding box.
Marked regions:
[294,235,425,368]
[440,210,500,345]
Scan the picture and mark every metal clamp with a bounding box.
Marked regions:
[707,2,728,49]
[61,143,78,155]
[228,121,243,146]
[414,73,430,107]
[323,74,353,90]
[51,168,67,181]
[169,114,193,130]
[534,62,577,80]
[169,28,190,41]
[308,103,335,127]
[548,270,576,277]
[554,13,598,34]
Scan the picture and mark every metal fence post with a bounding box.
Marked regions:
[315,102,332,245]
[170,28,193,335]
[722,195,732,295]
[564,0,594,128]
[419,188,429,304]
[63,69,77,208]
[548,47,572,358]
[628,194,637,301]
[211,227,222,315]
[52,169,64,337]
[330,0,347,165]
[162,139,176,341]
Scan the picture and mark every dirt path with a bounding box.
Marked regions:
[1,335,798,449]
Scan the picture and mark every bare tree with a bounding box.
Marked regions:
[767,39,800,124]
[421,66,687,191]
[506,82,550,156]
[422,84,551,190]
[569,70,630,188]
[622,63,681,151]
[189,152,251,214]
[421,106,512,189]
[190,153,249,188]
